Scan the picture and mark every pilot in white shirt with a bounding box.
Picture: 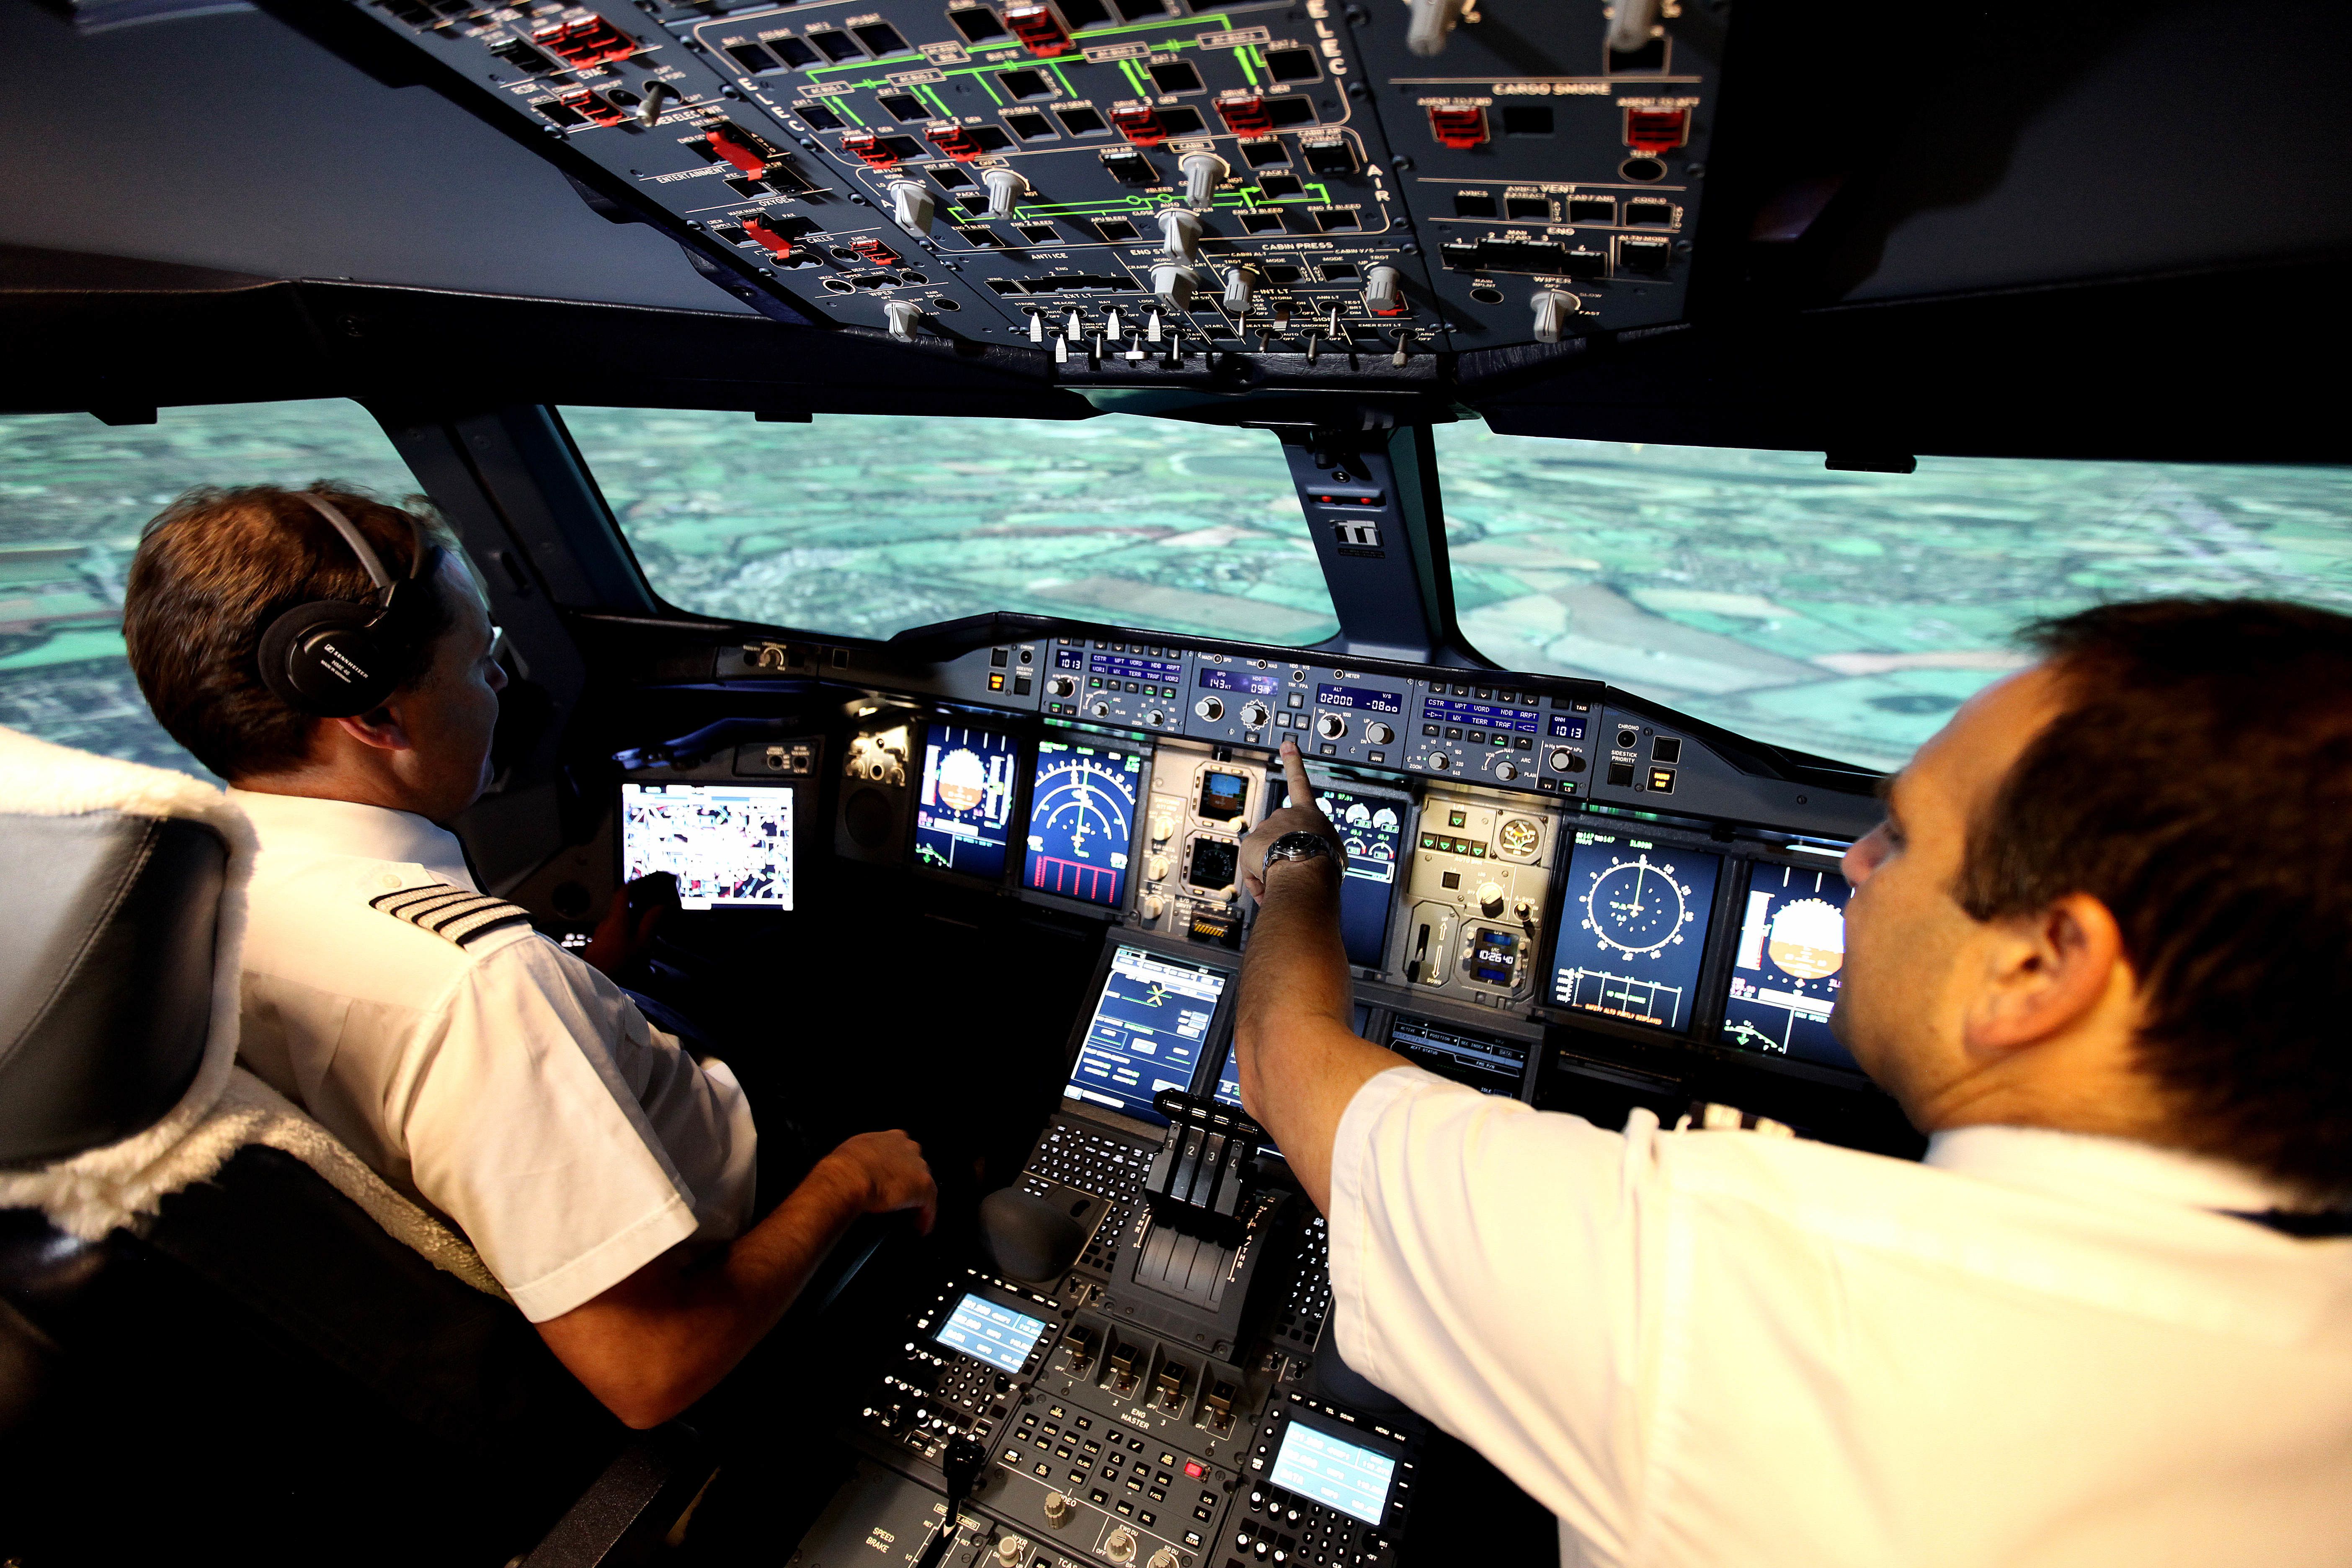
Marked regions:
[124,483,936,1428]
[230,787,757,1323]
[1231,598,2352,1567]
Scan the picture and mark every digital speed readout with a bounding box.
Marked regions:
[1199,666,1282,696]
[1315,683,1403,714]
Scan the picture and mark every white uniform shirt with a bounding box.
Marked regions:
[1326,1066,2352,1568]
[229,789,758,1322]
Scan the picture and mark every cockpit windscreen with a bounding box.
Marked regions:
[1024,740,1143,908]
[1065,945,1228,1123]
[916,724,1019,879]
[621,782,793,911]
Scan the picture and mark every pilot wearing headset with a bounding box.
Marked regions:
[1233,604,2352,1568]
[121,484,937,1429]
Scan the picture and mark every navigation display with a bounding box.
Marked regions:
[1024,740,1142,907]
[916,725,1018,879]
[1553,830,1722,1032]
[932,1294,1048,1375]
[1199,666,1282,697]
[1389,1016,1528,1096]
[1721,861,1859,1070]
[1066,945,1228,1122]
[1316,683,1404,714]
[620,781,793,911]
[1269,1422,1397,1527]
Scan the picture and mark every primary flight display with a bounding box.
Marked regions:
[916,724,1018,879]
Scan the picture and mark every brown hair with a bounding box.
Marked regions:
[124,484,458,779]
[1957,598,2352,1199]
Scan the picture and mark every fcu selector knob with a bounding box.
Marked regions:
[1364,721,1395,745]
[1089,698,1113,718]
[1479,882,1506,917]
[1196,696,1225,722]
[1042,1491,1075,1527]
[1239,701,1271,728]
[1494,760,1519,782]
[1428,752,1451,770]
[1315,712,1347,740]
[1143,708,1167,727]
[1047,676,1076,697]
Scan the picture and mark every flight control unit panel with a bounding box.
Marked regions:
[328,0,1721,360]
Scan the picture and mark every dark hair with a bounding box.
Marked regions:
[1957,598,2352,1199]
[124,484,459,779]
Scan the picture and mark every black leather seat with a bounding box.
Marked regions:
[0,802,654,1566]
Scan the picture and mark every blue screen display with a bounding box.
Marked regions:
[916,725,1019,879]
[1024,741,1142,908]
[932,1295,1048,1375]
[1269,1423,1397,1527]
[1720,861,1859,1071]
[1553,831,1722,1032]
[1421,697,1540,734]
[1315,683,1404,714]
[1547,711,1588,741]
[1199,665,1282,696]
[1066,946,1228,1123]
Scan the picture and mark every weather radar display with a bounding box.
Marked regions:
[1025,741,1143,907]
[916,725,1018,879]
[1553,831,1722,1031]
[1721,863,1860,1070]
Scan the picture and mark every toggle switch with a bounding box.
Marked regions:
[885,179,934,235]
[981,165,1028,219]
[1178,150,1229,211]
[1155,206,1203,261]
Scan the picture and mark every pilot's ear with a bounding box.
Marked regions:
[332,703,414,755]
[1960,892,2128,1057]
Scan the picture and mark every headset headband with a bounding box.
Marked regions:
[294,491,433,600]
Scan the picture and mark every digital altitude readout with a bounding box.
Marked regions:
[1316,683,1403,714]
[1199,666,1282,697]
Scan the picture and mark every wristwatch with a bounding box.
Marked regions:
[1261,830,1339,877]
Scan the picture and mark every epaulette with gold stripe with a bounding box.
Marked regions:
[369,882,534,948]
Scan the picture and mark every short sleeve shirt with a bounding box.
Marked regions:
[1326,1065,2352,1568]
[229,789,758,1322]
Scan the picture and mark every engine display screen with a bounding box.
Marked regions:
[1197,769,1251,822]
[916,725,1019,879]
[1720,861,1859,1070]
[1553,830,1722,1032]
[1188,836,1241,891]
[932,1294,1048,1375]
[1270,777,1408,969]
[621,782,794,911]
[1024,740,1142,908]
[1315,683,1404,714]
[1065,945,1228,1123]
[1389,1016,1528,1096]
[1269,1421,1398,1527]
[1199,666,1282,697]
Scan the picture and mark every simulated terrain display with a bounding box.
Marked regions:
[567,409,1338,646]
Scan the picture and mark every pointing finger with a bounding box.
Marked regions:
[1279,738,1315,812]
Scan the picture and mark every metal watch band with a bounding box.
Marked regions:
[1261,830,1338,876]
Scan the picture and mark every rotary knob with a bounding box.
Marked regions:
[1043,1491,1075,1527]
[885,178,935,235]
[1364,720,1395,745]
[1239,701,1271,728]
[1178,150,1229,210]
[1478,881,1506,918]
[1548,748,1572,771]
[1315,712,1347,740]
[1142,894,1166,919]
[1047,675,1076,697]
[1428,752,1451,771]
[981,165,1029,219]
[1088,699,1113,718]
[1150,260,1198,309]
[1532,287,1579,343]
[1196,695,1225,722]
[1494,760,1519,782]
[1104,1528,1139,1566]
[1222,263,1261,313]
[1513,897,1534,919]
[1144,708,1167,727]
[1148,856,1170,882]
[1148,1550,1181,1568]
[1155,206,1203,261]
[996,1537,1031,1567]
[1150,812,1174,842]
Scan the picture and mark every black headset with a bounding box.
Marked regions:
[255,491,446,719]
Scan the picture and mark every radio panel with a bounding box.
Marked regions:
[1046,634,1192,735]
[1402,676,1548,787]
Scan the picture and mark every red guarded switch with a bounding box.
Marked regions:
[927,125,984,161]
[557,88,626,128]
[841,132,902,170]
[706,123,771,178]
[1110,106,1167,145]
[1216,95,1274,135]
[849,235,902,266]
[1623,108,1689,153]
[741,215,797,258]
[532,16,637,68]
[1003,4,1073,56]
[1427,106,1487,150]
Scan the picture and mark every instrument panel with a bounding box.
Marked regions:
[334,0,1722,359]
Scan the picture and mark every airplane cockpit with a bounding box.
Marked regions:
[2,0,2347,1564]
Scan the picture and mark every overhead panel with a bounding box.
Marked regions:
[324,0,1719,364]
